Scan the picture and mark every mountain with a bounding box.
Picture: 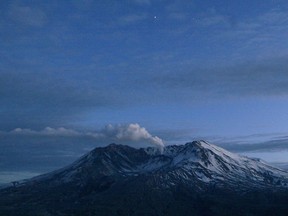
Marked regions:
[1,141,288,216]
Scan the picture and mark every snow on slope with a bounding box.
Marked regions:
[13,141,288,190]
[159,141,288,187]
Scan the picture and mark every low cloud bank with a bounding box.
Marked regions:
[10,127,80,136]
[1,123,165,151]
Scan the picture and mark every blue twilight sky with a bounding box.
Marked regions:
[1,0,288,183]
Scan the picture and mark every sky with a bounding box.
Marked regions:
[1,0,288,183]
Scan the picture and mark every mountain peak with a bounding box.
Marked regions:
[2,141,288,216]
[5,141,288,190]
[186,140,207,146]
[184,140,212,150]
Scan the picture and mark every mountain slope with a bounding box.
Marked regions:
[1,141,288,216]
[28,141,287,189]
[160,141,288,189]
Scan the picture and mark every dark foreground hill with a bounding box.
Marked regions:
[1,141,288,216]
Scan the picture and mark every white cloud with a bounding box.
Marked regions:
[41,127,81,136]
[10,127,80,136]
[3,124,165,150]
[11,128,35,134]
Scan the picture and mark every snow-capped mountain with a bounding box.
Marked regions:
[23,140,288,190]
[160,141,288,188]
[1,141,288,216]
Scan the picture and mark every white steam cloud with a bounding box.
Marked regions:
[3,123,165,151]
[96,123,165,151]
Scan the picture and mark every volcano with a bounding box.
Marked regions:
[1,141,288,216]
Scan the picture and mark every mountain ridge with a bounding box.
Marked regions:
[1,140,288,216]
[4,140,288,190]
